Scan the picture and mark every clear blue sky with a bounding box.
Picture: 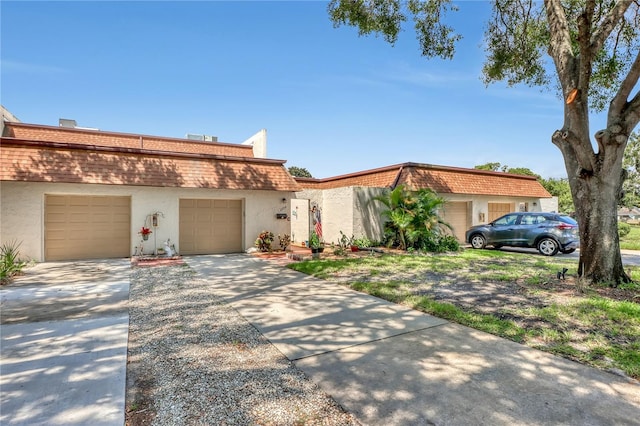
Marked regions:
[1,1,609,179]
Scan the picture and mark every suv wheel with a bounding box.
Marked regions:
[470,234,486,249]
[537,238,559,256]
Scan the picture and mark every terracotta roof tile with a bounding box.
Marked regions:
[3,122,253,157]
[1,140,300,191]
[296,163,551,198]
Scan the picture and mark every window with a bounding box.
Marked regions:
[494,214,519,226]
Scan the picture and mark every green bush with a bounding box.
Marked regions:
[618,222,631,238]
[437,235,460,252]
[254,231,274,252]
[1,240,27,284]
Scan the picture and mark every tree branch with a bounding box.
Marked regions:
[622,89,640,131]
[610,49,640,121]
[552,128,596,172]
[544,0,576,89]
[590,0,633,54]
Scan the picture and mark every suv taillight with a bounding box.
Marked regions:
[557,223,575,230]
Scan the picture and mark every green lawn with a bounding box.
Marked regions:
[620,224,640,251]
[289,250,640,379]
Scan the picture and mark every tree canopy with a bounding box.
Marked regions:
[288,166,313,178]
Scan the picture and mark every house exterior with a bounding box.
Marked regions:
[292,163,555,244]
[1,110,557,261]
[618,207,640,224]
[1,120,300,261]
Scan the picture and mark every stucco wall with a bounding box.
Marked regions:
[294,184,557,247]
[317,187,354,244]
[353,187,386,242]
[0,181,292,261]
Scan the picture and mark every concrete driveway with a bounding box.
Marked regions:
[0,260,130,426]
[188,254,640,426]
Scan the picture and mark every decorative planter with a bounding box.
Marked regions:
[142,234,149,241]
[350,245,359,252]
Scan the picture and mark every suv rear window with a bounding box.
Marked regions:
[558,216,578,225]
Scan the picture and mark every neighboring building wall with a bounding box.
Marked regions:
[242,129,267,158]
[539,196,559,213]
[0,181,292,261]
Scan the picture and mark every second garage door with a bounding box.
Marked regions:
[179,199,243,255]
[442,201,469,242]
[488,202,516,222]
[45,195,131,261]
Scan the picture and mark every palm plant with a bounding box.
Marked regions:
[375,186,454,251]
[408,189,453,246]
[375,185,414,250]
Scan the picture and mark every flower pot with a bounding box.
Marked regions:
[142,234,149,241]
[350,245,359,252]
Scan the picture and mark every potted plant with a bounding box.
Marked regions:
[139,226,152,241]
[309,231,324,258]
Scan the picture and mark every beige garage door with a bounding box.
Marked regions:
[442,201,469,242]
[45,195,131,261]
[179,199,242,255]
[488,202,516,222]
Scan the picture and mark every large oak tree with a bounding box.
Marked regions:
[329,0,639,285]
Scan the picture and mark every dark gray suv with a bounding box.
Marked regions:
[465,212,580,256]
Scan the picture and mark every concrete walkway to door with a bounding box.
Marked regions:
[187,254,640,426]
[0,260,130,426]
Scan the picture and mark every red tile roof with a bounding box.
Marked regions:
[1,125,300,191]
[3,122,254,157]
[295,163,551,198]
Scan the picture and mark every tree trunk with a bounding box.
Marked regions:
[554,120,632,286]
[571,167,631,286]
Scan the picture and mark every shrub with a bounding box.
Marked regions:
[277,234,291,251]
[255,231,274,252]
[1,240,27,284]
[618,222,631,237]
[437,235,460,252]
[353,236,373,248]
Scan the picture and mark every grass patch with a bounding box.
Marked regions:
[620,224,640,250]
[288,250,640,379]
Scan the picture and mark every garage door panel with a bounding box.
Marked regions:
[443,202,469,242]
[488,203,515,222]
[45,195,131,261]
[180,198,242,255]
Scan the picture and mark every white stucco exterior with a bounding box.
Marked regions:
[0,181,293,261]
[295,186,557,245]
[241,129,268,158]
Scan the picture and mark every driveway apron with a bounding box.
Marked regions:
[1,260,130,426]
[188,254,640,426]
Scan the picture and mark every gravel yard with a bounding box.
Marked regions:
[125,263,360,426]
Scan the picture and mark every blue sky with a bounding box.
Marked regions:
[1,1,609,179]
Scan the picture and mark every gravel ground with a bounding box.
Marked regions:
[125,263,360,426]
